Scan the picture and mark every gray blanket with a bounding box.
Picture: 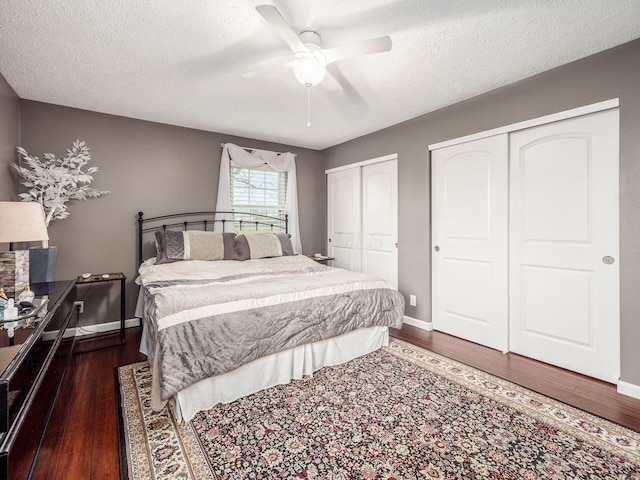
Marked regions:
[139,256,404,401]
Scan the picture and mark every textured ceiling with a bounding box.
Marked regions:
[1,0,639,150]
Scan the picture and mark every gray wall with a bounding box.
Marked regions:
[323,38,640,386]
[18,101,325,323]
[0,73,20,201]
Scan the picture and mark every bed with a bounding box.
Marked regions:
[136,211,405,422]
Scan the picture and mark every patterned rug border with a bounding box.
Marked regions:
[117,360,214,479]
[115,365,132,480]
[387,339,640,459]
[116,339,640,479]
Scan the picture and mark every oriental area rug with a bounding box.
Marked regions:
[116,339,640,479]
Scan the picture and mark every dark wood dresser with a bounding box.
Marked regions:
[0,280,76,480]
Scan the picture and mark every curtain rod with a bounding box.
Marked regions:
[220,142,297,158]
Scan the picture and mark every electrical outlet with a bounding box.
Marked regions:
[409,295,417,307]
[74,300,84,314]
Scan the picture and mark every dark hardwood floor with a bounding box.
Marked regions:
[391,324,640,432]
[37,327,145,480]
[38,324,640,479]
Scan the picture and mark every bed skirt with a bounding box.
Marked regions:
[140,324,389,423]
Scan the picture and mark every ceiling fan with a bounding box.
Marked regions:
[254,4,392,88]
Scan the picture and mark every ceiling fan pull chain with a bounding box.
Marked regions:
[307,86,311,128]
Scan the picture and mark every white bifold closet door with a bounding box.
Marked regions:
[361,160,398,288]
[327,167,362,272]
[432,108,619,383]
[431,135,509,352]
[327,159,398,288]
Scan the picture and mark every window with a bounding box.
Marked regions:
[230,165,287,230]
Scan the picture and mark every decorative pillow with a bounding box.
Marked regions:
[156,228,183,265]
[187,231,225,260]
[222,232,239,260]
[233,234,251,261]
[155,229,226,263]
[276,232,295,256]
[236,232,284,259]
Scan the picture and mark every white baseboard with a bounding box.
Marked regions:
[74,317,141,338]
[399,317,639,396]
[617,380,640,400]
[43,317,141,341]
[402,316,433,331]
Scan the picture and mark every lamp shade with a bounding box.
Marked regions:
[0,202,49,243]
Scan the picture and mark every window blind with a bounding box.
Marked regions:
[230,166,287,229]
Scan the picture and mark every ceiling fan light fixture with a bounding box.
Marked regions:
[293,48,326,87]
[293,30,327,87]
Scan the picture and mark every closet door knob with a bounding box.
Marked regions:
[434,245,440,252]
[603,256,614,264]
[328,238,332,243]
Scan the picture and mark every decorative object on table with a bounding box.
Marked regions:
[3,299,18,319]
[2,297,20,345]
[17,283,35,303]
[0,288,8,309]
[12,140,110,226]
[0,202,49,296]
[10,140,109,283]
[18,301,34,312]
[0,251,28,299]
[27,246,57,284]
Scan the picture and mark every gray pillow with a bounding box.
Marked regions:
[233,233,251,261]
[155,229,182,264]
[276,233,294,256]
[222,232,239,260]
[155,229,232,263]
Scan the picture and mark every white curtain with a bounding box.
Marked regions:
[215,143,302,254]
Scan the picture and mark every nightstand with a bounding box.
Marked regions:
[74,272,125,353]
[306,255,335,265]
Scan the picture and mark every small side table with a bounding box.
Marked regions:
[74,272,125,353]
[307,255,335,265]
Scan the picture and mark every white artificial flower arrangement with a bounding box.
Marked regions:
[11,140,109,226]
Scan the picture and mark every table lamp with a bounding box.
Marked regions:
[0,202,49,299]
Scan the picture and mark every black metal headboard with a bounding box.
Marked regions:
[137,211,288,266]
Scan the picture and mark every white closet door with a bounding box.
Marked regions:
[432,135,509,351]
[509,109,619,383]
[327,168,362,272]
[361,160,398,288]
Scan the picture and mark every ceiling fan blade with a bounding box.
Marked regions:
[323,65,369,111]
[256,5,309,54]
[320,70,344,94]
[322,35,392,65]
[240,55,292,79]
